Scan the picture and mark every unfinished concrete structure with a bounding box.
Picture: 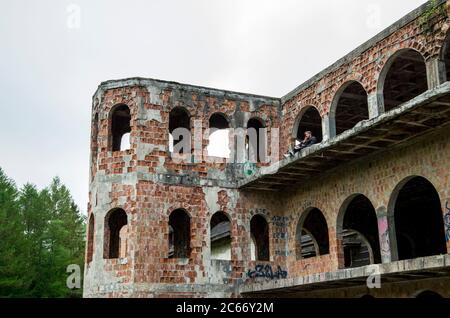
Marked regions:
[84,0,450,298]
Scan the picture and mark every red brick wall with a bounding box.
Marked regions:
[84,1,450,298]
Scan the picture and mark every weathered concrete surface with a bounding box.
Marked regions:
[240,255,450,296]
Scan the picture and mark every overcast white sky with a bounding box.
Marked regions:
[0,0,427,214]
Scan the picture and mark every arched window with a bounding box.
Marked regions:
[86,214,95,263]
[247,118,267,163]
[210,212,231,261]
[338,195,381,268]
[208,113,230,158]
[168,209,191,258]
[331,81,369,135]
[250,215,270,261]
[110,104,131,151]
[391,176,446,261]
[104,208,128,259]
[293,106,323,144]
[296,208,329,260]
[169,107,191,154]
[379,49,428,112]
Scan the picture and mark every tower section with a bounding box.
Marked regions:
[83,78,281,297]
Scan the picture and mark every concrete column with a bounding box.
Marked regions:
[321,113,335,141]
[193,119,203,164]
[426,57,446,89]
[368,92,383,119]
[377,207,397,263]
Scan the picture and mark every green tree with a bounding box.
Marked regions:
[19,183,50,297]
[39,178,85,297]
[0,168,28,297]
[0,168,86,298]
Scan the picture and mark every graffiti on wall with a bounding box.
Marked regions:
[247,264,288,280]
[445,201,450,242]
[272,216,289,240]
[378,216,390,260]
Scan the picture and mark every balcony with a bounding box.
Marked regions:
[238,82,450,191]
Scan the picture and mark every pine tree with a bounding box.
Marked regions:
[0,168,86,298]
[0,168,27,297]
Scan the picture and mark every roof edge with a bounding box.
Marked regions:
[93,77,281,103]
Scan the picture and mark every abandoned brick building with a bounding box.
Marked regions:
[84,0,450,298]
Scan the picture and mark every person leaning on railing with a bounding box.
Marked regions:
[284,131,317,158]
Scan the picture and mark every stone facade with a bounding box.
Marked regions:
[84,0,450,298]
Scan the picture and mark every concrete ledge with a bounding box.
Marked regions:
[240,254,450,295]
[93,76,280,106]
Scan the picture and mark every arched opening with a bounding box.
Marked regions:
[103,208,128,259]
[380,49,428,112]
[392,176,446,261]
[340,195,381,268]
[86,214,95,263]
[168,209,191,259]
[416,290,443,299]
[246,118,267,163]
[210,212,231,261]
[332,81,369,135]
[296,208,330,260]
[250,215,270,261]
[208,113,230,158]
[293,106,323,144]
[110,104,131,152]
[169,107,191,154]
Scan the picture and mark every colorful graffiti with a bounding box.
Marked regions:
[445,201,450,242]
[247,264,288,280]
[378,216,391,260]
